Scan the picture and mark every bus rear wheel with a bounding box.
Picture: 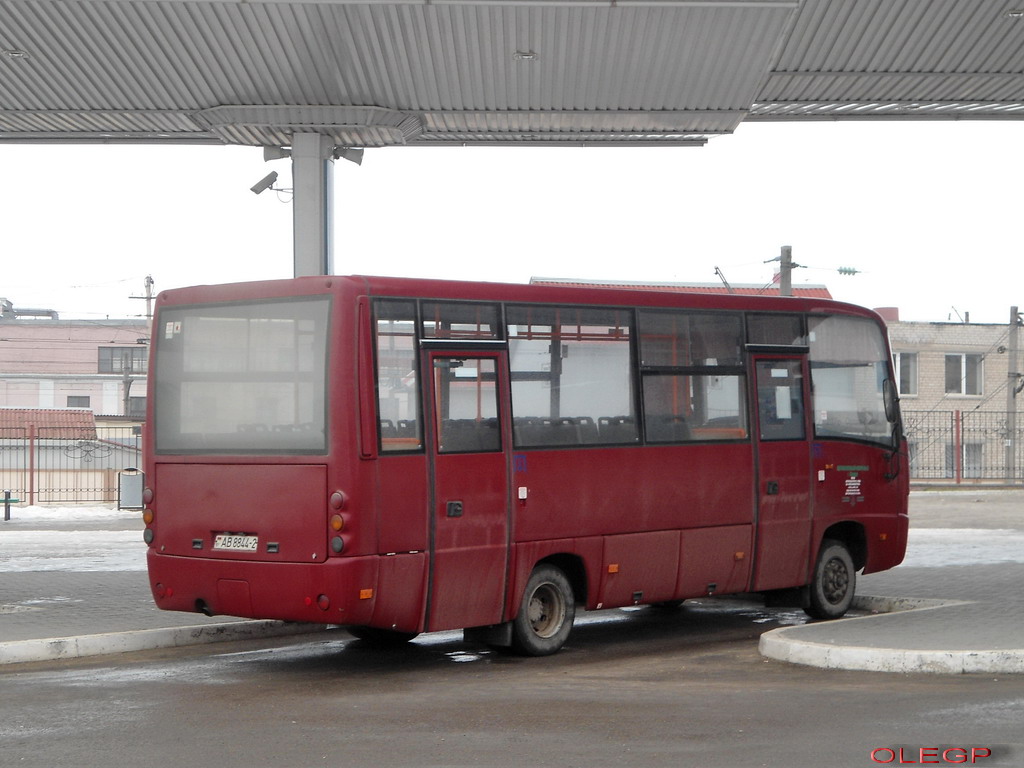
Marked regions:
[511,564,575,656]
[803,539,856,620]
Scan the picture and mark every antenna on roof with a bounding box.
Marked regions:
[714,267,735,294]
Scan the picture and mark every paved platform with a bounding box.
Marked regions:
[2,489,1023,672]
[761,488,1024,674]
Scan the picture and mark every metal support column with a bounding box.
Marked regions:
[1006,306,1020,483]
[291,133,335,277]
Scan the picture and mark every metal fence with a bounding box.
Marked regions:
[0,426,142,506]
[2,413,1021,505]
[903,410,1024,484]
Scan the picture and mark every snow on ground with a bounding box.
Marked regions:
[1,530,146,572]
[2,505,146,572]
[3,505,139,523]
[899,529,1024,568]
[2,506,1023,573]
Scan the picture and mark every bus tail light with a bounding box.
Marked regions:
[329,491,348,556]
[142,505,155,546]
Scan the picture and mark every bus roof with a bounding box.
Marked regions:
[156,274,885,324]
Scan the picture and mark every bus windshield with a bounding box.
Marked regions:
[809,314,895,447]
[153,296,331,454]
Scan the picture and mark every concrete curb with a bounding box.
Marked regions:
[759,595,1024,674]
[0,621,334,665]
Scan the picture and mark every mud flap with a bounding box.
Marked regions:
[464,621,513,647]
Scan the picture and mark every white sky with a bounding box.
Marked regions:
[2,120,1021,324]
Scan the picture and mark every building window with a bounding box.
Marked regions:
[67,396,90,408]
[128,396,147,420]
[99,346,148,374]
[945,442,984,479]
[894,352,918,396]
[944,354,983,395]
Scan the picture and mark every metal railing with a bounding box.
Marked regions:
[903,409,1024,484]
[0,425,142,505]
[3,412,1021,505]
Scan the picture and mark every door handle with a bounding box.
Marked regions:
[446,501,464,518]
[766,481,780,495]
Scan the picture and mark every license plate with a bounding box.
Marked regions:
[213,534,258,552]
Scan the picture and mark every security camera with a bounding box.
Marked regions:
[250,171,279,195]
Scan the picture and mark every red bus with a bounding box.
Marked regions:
[143,275,908,655]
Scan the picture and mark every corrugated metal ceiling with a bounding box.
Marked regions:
[1,0,1022,147]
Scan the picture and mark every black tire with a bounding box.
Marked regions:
[651,600,686,612]
[511,564,576,656]
[347,626,419,645]
[803,539,856,620]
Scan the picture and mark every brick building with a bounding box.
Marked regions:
[883,308,1022,482]
[0,303,150,422]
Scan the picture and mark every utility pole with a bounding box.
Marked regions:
[122,350,134,418]
[779,245,793,297]
[129,275,155,320]
[1006,306,1021,483]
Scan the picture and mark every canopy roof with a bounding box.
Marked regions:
[2,0,1022,148]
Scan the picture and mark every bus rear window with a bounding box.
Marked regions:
[154,297,330,454]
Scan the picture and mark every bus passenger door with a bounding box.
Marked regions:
[751,356,813,592]
[424,350,510,631]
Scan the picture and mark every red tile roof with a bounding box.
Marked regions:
[530,278,832,299]
[0,408,98,439]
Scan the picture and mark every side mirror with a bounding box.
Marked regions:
[882,379,898,424]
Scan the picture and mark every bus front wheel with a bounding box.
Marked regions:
[511,564,576,656]
[803,539,856,620]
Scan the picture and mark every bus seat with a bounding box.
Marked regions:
[598,416,639,444]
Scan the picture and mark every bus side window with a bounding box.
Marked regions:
[755,360,806,441]
[507,305,637,448]
[374,299,423,452]
[638,310,748,443]
[433,358,501,454]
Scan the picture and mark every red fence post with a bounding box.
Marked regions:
[28,424,36,506]
[954,410,962,485]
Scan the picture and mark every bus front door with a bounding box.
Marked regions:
[751,356,814,592]
[424,351,511,632]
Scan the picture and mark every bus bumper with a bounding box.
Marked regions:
[146,551,380,627]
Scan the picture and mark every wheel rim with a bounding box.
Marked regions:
[822,557,850,605]
[527,581,566,639]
